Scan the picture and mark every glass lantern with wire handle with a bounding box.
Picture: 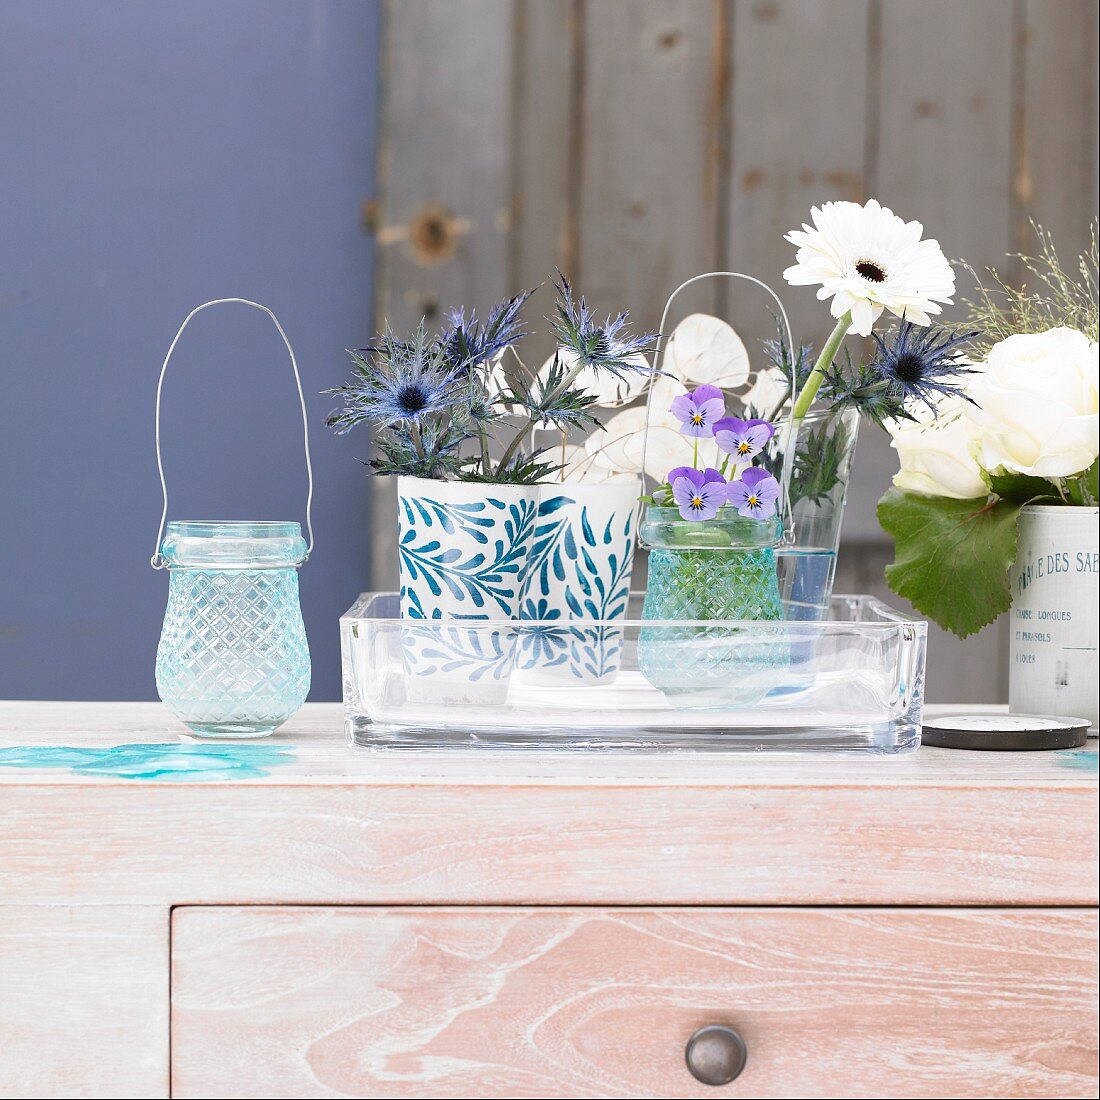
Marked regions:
[150,299,314,738]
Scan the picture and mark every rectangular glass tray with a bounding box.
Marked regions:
[341,593,927,753]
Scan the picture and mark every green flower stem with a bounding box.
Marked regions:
[476,423,492,478]
[409,421,427,461]
[791,312,851,420]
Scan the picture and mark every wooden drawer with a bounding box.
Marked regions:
[171,906,1098,1099]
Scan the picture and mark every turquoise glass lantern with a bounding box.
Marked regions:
[150,299,314,738]
[637,272,797,706]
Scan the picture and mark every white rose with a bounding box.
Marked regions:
[887,397,988,499]
[965,327,1099,479]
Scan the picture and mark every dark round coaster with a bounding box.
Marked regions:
[922,713,1090,751]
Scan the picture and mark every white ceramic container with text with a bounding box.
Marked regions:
[1009,504,1099,732]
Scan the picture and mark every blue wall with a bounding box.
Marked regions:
[0,2,379,701]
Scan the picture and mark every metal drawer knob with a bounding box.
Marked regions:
[685,1025,747,1086]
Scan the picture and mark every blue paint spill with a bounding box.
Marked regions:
[1055,748,1099,773]
[0,742,295,780]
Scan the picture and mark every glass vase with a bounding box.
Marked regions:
[770,406,860,620]
[638,508,787,706]
[155,522,310,738]
[149,298,315,739]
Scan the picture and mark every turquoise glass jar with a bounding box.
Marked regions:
[155,521,310,738]
[149,298,315,738]
[638,507,787,707]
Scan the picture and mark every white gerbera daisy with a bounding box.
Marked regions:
[783,199,955,337]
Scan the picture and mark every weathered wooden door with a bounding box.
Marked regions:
[368,0,1098,703]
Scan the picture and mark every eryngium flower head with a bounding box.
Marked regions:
[868,321,980,416]
[326,323,466,432]
[442,289,534,372]
[551,273,659,378]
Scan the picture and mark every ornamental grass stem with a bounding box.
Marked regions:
[791,312,851,420]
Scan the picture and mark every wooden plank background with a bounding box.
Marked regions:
[367,0,1099,703]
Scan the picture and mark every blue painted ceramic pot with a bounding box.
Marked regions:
[396,476,540,703]
[516,478,640,685]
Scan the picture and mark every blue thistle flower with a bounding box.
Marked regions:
[442,288,534,371]
[868,322,980,415]
[550,273,659,379]
[326,323,466,432]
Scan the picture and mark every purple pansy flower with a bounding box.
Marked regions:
[713,416,776,461]
[669,385,726,438]
[670,467,727,522]
[726,467,780,519]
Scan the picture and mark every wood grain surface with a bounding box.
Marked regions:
[171,905,1099,1099]
[2,703,1096,907]
[0,906,168,1099]
[3,700,1094,784]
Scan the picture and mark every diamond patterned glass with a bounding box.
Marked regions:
[638,508,787,706]
[155,523,309,738]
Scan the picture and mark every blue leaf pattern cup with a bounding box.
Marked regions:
[397,477,541,703]
[517,479,641,685]
[395,477,641,701]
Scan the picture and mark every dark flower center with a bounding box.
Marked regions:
[396,383,430,414]
[855,259,887,283]
[891,351,926,383]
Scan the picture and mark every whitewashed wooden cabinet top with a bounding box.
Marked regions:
[2,702,1096,908]
[1,702,1096,1099]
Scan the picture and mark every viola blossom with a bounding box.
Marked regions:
[714,416,776,461]
[783,199,956,338]
[726,467,781,519]
[669,385,726,437]
[670,467,727,522]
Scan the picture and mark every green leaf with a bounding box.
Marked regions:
[765,414,851,507]
[877,488,1025,638]
[1066,460,1099,507]
[984,468,1060,505]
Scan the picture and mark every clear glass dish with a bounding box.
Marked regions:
[341,592,926,753]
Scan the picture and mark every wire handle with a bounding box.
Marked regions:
[150,298,315,569]
[645,271,799,547]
